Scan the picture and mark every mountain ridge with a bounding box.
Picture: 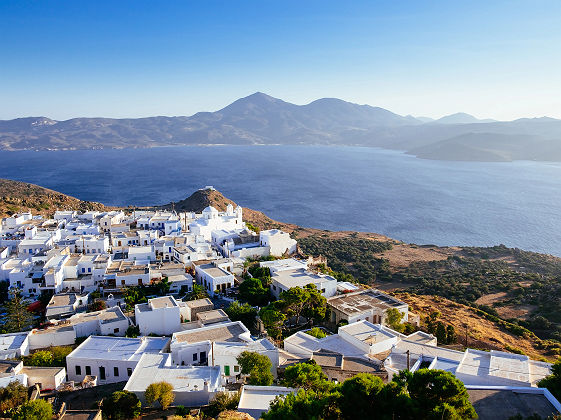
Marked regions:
[1,92,561,161]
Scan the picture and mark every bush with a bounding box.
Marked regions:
[126,325,140,338]
[237,351,273,386]
[145,381,175,409]
[305,327,327,339]
[0,381,28,415]
[103,390,142,420]
[206,392,240,417]
[12,399,52,420]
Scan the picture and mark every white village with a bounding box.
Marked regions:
[0,187,559,419]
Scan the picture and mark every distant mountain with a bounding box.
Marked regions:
[1,92,561,161]
[433,113,496,125]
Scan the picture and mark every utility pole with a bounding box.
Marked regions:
[211,341,214,367]
[406,350,410,370]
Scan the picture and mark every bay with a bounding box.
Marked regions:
[1,145,560,256]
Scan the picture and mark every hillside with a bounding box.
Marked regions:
[2,93,561,161]
[2,180,561,359]
[0,178,107,217]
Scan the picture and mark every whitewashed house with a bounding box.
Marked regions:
[269,267,338,299]
[28,306,131,350]
[194,259,235,296]
[66,336,169,385]
[135,296,185,336]
[124,353,223,406]
[259,229,297,257]
[0,332,31,359]
[189,205,244,241]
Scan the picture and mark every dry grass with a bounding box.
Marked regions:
[396,293,553,361]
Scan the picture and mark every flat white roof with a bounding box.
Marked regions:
[238,385,295,419]
[260,258,307,272]
[67,336,169,362]
[272,268,337,289]
[0,332,29,351]
[124,353,221,393]
[340,320,400,344]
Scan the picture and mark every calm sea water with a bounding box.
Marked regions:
[1,145,561,256]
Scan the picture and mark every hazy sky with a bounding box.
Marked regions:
[1,1,560,121]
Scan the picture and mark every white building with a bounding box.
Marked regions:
[170,321,252,367]
[0,360,66,391]
[28,306,131,350]
[269,268,338,299]
[0,332,31,359]
[135,296,186,336]
[45,292,89,320]
[75,235,109,255]
[188,205,244,241]
[66,336,169,385]
[124,353,223,406]
[327,289,409,325]
[194,260,235,296]
[259,229,297,257]
[127,245,156,263]
[99,211,125,232]
[260,258,308,274]
[238,385,296,419]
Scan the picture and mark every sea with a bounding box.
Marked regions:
[1,145,561,256]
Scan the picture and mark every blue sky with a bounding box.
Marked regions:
[1,1,560,120]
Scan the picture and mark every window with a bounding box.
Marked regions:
[85,366,91,375]
[75,365,81,375]
[234,365,240,373]
[321,288,326,293]
[272,285,277,290]
[114,328,119,333]
[99,366,106,380]
[193,353,198,361]
[88,268,91,273]
[138,279,143,285]
[82,268,85,273]
[114,367,119,377]
[127,367,133,377]
[121,280,125,285]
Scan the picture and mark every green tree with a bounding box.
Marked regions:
[301,284,328,322]
[27,350,54,367]
[145,381,175,409]
[280,287,308,323]
[239,277,270,306]
[436,321,448,344]
[237,351,273,386]
[225,301,257,329]
[184,284,208,301]
[339,373,385,419]
[260,303,286,339]
[206,391,241,417]
[12,399,52,420]
[306,327,327,339]
[262,389,330,420]
[404,369,477,419]
[385,308,405,333]
[446,325,457,344]
[0,381,28,414]
[538,358,561,401]
[283,361,328,390]
[4,288,33,332]
[126,325,140,338]
[103,390,142,420]
[425,311,441,335]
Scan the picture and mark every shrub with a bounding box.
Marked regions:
[145,381,175,409]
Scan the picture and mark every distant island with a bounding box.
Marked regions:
[1,92,561,162]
